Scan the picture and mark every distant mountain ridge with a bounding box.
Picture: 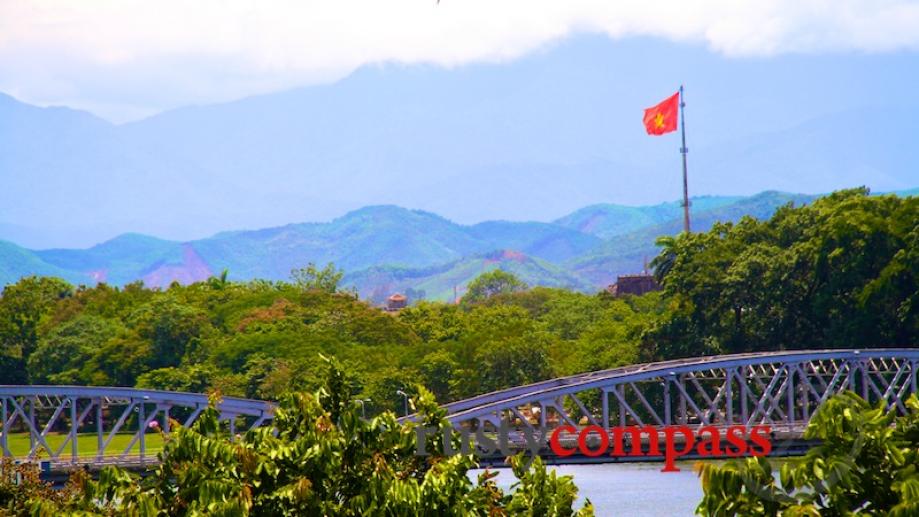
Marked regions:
[3,189,909,301]
[553,195,743,239]
[18,203,610,290]
[566,191,817,287]
[3,36,919,249]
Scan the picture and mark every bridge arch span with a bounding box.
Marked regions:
[444,349,919,434]
[0,385,274,466]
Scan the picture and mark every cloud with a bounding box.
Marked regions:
[1,0,917,121]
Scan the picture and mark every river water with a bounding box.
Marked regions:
[472,462,703,516]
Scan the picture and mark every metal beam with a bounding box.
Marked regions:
[446,349,919,431]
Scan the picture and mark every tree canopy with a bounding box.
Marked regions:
[646,188,917,359]
[2,358,594,516]
[463,269,528,304]
[696,391,919,516]
[0,270,658,415]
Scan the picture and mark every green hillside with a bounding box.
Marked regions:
[39,205,604,287]
[466,221,601,262]
[553,195,742,239]
[193,206,484,280]
[568,191,817,286]
[2,189,913,294]
[344,249,593,303]
[0,240,85,286]
[37,233,182,285]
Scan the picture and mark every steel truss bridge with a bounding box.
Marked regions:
[0,386,274,467]
[443,349,919,437]
[2,349,917,468]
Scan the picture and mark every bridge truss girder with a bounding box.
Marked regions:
[0,386,274,465]
[446,350,919,435]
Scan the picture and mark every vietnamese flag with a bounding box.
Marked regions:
[643,92,679,135]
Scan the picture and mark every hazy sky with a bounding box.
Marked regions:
[3,0,919,122]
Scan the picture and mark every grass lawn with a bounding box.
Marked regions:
[2,432,166,458]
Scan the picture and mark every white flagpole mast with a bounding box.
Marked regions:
[679,85,691,233]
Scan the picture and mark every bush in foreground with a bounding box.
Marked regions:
[696,391,919,516]
[4,357,593,516]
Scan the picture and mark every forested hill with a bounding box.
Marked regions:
[0,189,914,417]
[0,190,853,297]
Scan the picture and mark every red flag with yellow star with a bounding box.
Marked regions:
[643,92,679,135]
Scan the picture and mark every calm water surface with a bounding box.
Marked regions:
[472,462,703,517]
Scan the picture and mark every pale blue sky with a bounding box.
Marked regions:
[3,1,919,122]
[0,3,917,248]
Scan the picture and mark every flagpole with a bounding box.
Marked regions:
[679,85,691,233]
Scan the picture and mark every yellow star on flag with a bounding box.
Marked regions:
[643,91,679,135]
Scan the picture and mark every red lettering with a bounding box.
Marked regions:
[552,423,772,468]
[609,426,627,456]
[662,425,694,472]
[724,425,748,457]
[577,425,609,457]
[749,425,772,457]
[695,425,722,456]
[612,426,661,456]
[550,425,576,457]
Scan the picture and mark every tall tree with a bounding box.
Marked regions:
[0,276,72,382]
[463,270,528,305]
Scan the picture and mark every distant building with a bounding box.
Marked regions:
[385,293,408,311]
[607,274,660,297]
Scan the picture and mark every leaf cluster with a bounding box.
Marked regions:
[696,391,919,516]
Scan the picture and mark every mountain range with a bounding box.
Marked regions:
[9,189,912,302]
[2,36,918,250]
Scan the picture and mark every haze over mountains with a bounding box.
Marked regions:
[2,36,918,250]
[7,190,902,302]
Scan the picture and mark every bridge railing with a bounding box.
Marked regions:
[445,349,919,438]
[0,386,274,464]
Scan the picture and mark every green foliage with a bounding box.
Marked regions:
[135,364,220,393]
[362,366,420,416]
[130,295,211,370]
[696,391,919,516]
[397,301,465,342]
[290,262,344,294]
[506,455,591,516]
[0,267,657,411]
[464,270,528,304]
[0,459,66,514]
[475,336,552,394]
[27,315,121,384]
[648,189,918,358]
[0,188,912,513]
[0,276,73,383]
[0,276,72,358]
[4,359,594,516]
[418,349,460,402]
